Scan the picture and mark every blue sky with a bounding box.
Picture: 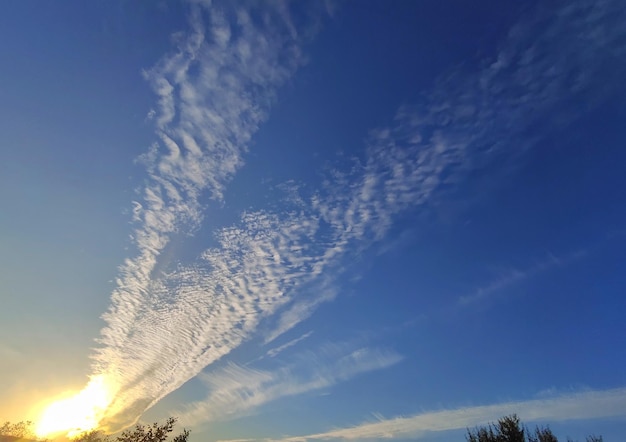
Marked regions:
[1,0,626,441]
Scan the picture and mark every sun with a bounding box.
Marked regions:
[35,375,113,438]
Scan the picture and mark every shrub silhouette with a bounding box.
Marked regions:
[466,415,602,442]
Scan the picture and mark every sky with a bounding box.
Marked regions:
[1,0,626,441]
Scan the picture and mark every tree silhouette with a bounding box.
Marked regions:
[0,421,36,440]
[72,418,189,442]
[466,415,602,442]
[115,418,189,442]
[467,415,525,442]
[0,418,189,442]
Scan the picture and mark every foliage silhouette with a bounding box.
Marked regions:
[0,421,36,439]
[72,418,189,442]
[0,418,189,442]
[466,415,602,442]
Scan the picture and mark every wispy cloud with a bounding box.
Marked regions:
[91,0,626,432]
[232,387,626,441]
[92,1,327,431]
[266,331,314,358]
[266,0,626,339]
[458,249,587,305]
[176,344,402,426]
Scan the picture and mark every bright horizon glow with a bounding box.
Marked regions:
[35,375,113,438]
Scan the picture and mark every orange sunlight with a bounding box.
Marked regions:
[35,375,113,439]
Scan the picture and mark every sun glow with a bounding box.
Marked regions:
[35,375,113,438]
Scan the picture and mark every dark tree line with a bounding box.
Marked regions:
[1,415,605,442]
[0,418,189,442]
[69,417,189,442]
[467,415,602,442]
[0,421,37,440]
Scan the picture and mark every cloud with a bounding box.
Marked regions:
[90,0,626,432]
[265,0,626,339]
[97,207,331,430]
[458,249,587,305]
[91,1,327,431]
[235,387,626,441]
[266,331,314,358]
[176,344,402,426]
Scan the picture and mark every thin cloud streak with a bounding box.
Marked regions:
[176,345,402,426]
[234,387,626,441]
[459,249,587,305]
[266,331,314,358]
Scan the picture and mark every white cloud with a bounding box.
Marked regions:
[91,0,626,432]
[263,0,626,335]
[92,2,326,431]
[266,331,314,358]
[235,387,626,441]
[176,344,402,426]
